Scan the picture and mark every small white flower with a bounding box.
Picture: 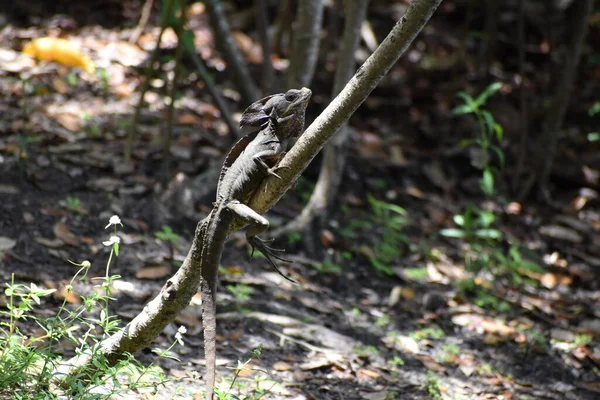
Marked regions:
[81,260,91,268]
[105,215,122,229]
[102,236,121,246]
[175,326,186,345]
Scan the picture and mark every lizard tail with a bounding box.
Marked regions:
[201,277,217,399]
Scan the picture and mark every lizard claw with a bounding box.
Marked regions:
[248,236,296,283]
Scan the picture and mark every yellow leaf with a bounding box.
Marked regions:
[23,37,95,73]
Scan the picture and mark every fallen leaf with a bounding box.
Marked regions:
[52,77,69,94]
[23,37,95,73]
[0,184,20,195]
[135,265,171,279]
[35,237,65,248]
[273,361,292,371]
[539,225,583,243]
[0,237,16,251]
[53,222,78,245]
[357,368,380,379]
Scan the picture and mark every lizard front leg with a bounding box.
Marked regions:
[251,148,286,180]
[226,201,295,282]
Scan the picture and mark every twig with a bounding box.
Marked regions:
[255,0,274,92]
[183,46,240,138]
[204,0,261,104]
[125,0,175,164]
[513,0,528,193]
[129,0,155,45]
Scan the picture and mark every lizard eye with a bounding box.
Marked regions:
[284,92,297,102]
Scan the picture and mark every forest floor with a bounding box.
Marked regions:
[0,1,599,399]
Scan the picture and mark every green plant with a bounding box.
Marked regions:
[389,355,405,367]
[155,225,180,262]
[286,231,302,245]
[411,326,445,341]
[0,215,183,399]
[155,225,180,242]
[214,345,279,400]
[440,205,501,242]
[424,371,442,399]
[439,343,460,362]
[314,259,342,275]
[375,314,391,327]
[226,284,255,301]
[366,194,409,276]
[454,82,504,196]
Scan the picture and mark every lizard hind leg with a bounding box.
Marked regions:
[248,236,296,283]
[226,201,296,283]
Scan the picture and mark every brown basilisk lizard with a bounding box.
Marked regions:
[199,87,311,399]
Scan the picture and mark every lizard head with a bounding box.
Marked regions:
[240,88,311,137]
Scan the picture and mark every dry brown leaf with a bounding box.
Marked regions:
[357,368,380,379]
[177,113,201,125]
[54,284,82,305]
[55,113,81,132]
[358,132,385,157]
[480,319,515,336]
[417,354,446,372]
[406,185,425,199]
[273,361,292,371]
[232,31,262,64]
[135,265,171,279]
[320,229,335,248]
[53,222,78,245]
[52,77,69,94]
[35,237,65,248]
[174,310,202,331]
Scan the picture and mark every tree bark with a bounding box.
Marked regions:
[534,0,593,201]
[286,0,325,88]
[274,0,370,251]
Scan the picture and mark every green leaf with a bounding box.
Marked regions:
[481,110,496,137]
[477,210,496,228]
[452,104,475,115]
[440,228,466,238]
[588,132,600,142]
[588,102,600,116]
[459,138,476,147]
[369,258,395,276]
[475,82,502,106]
[474,229,502,239]
[453,214,465,227]
[493,122,503,141]
[490,145,505,168]
[480,168,494,196]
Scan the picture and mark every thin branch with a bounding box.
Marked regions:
[255,0,274,92]
[125,0,175,164]
[274,0,370,241]
[204,0,261,104]
[534,0,593,201]
[129,0,155,45]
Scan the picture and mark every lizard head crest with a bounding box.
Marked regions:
[240,88,311,137]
